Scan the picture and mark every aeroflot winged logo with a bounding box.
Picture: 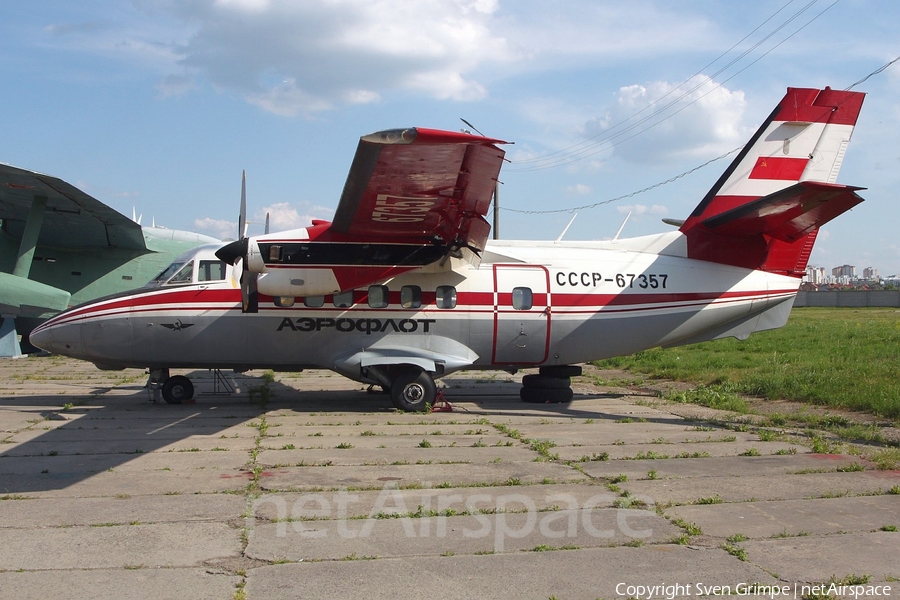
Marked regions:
[160,320,194,331]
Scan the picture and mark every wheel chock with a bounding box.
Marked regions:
[430,390,453,412]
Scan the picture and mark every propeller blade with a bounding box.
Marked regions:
[239,170,247,239]
[240,268,258,314]
[232,256,244,287]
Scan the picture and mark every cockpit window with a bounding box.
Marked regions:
[166,261,194,285]
[198,260,226,282]
[153,261,187,284]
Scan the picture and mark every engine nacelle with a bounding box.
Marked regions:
[256,268,342,298]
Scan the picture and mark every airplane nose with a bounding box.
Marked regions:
[28,324,52,352]
[29,318,80,357]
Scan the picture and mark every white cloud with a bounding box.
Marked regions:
[565,184,591,195]
[194,200,332,238]
[194,216,237,240]
[255,202,326,232]
[585,76,748,164]
[150,0,514,116]
[616,204,668,217]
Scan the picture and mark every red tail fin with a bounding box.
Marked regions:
[680,87,865,276]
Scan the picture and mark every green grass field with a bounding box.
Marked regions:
[593,308,900,419]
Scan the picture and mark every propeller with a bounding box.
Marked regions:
[215,171,258,313]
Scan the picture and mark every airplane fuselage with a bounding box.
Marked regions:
[30,232,800,382]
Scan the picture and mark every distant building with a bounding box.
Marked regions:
[863,266,879,280]
[831,264,856,285]
[804,265,827,285]
[832,264,856,278]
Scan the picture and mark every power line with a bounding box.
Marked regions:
[509,0,803,168]
[501,146,742,215]
[846,55,900,90]
[503,1,853,215]
[509,0,833,173]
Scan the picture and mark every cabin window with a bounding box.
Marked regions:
[512,287,533,310]
[368,285,389,308]
[198,260,226,282]
[333,290,354,308]
[166,261,194,284]
[304,295,324,308]
[401,285,422,309]
[436,285,457,309]
[274,297,295,308]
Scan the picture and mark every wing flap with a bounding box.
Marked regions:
[700,181,865,242]
[330,128,506,252]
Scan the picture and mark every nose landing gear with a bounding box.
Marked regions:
[147,368,195,404]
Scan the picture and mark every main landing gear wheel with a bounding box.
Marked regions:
[520,386,574,404]
[521,374,571,389]
[390,369,436,412]
[162,375,194,405]
[520,369,575,404]
[539,365,583,378]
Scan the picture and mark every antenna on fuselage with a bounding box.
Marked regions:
[264,212,270,235]
[555,213,578,242]
[612,211,631,241]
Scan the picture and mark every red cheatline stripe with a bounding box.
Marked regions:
[42,287,795,328]
[748,156,808,180]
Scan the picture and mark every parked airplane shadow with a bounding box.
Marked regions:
[1,369,685,495]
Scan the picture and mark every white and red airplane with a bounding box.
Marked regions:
[31,86,866,410]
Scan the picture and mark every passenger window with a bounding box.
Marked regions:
[333,290,354,308]
[198,260,226,282]
[304,295,324,308]
[401,285,422,309]
[167,261,194,284]
[368,285,389,308]
[436,285,457,309]
[512,287,533,310]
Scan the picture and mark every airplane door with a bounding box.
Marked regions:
[492,265,550,365]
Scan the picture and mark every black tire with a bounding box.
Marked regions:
[539,365,583,378]
[390,369,436,412]
[522,374,571,389]
[162,375,194,404]
[520,386,573,404]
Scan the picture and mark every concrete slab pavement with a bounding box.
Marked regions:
[1,355,898,599]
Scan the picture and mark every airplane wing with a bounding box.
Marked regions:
[699,181,865,242]
[0,164,147,251]
[329,128,507,253]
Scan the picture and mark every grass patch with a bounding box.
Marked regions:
[723,543,747,561]
[593,308,900,418]
[869,448,900,471]
[695,494,723,505]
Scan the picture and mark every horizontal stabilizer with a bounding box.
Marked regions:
[700,181,865,242]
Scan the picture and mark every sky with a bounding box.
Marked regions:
[3,0,899,274]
